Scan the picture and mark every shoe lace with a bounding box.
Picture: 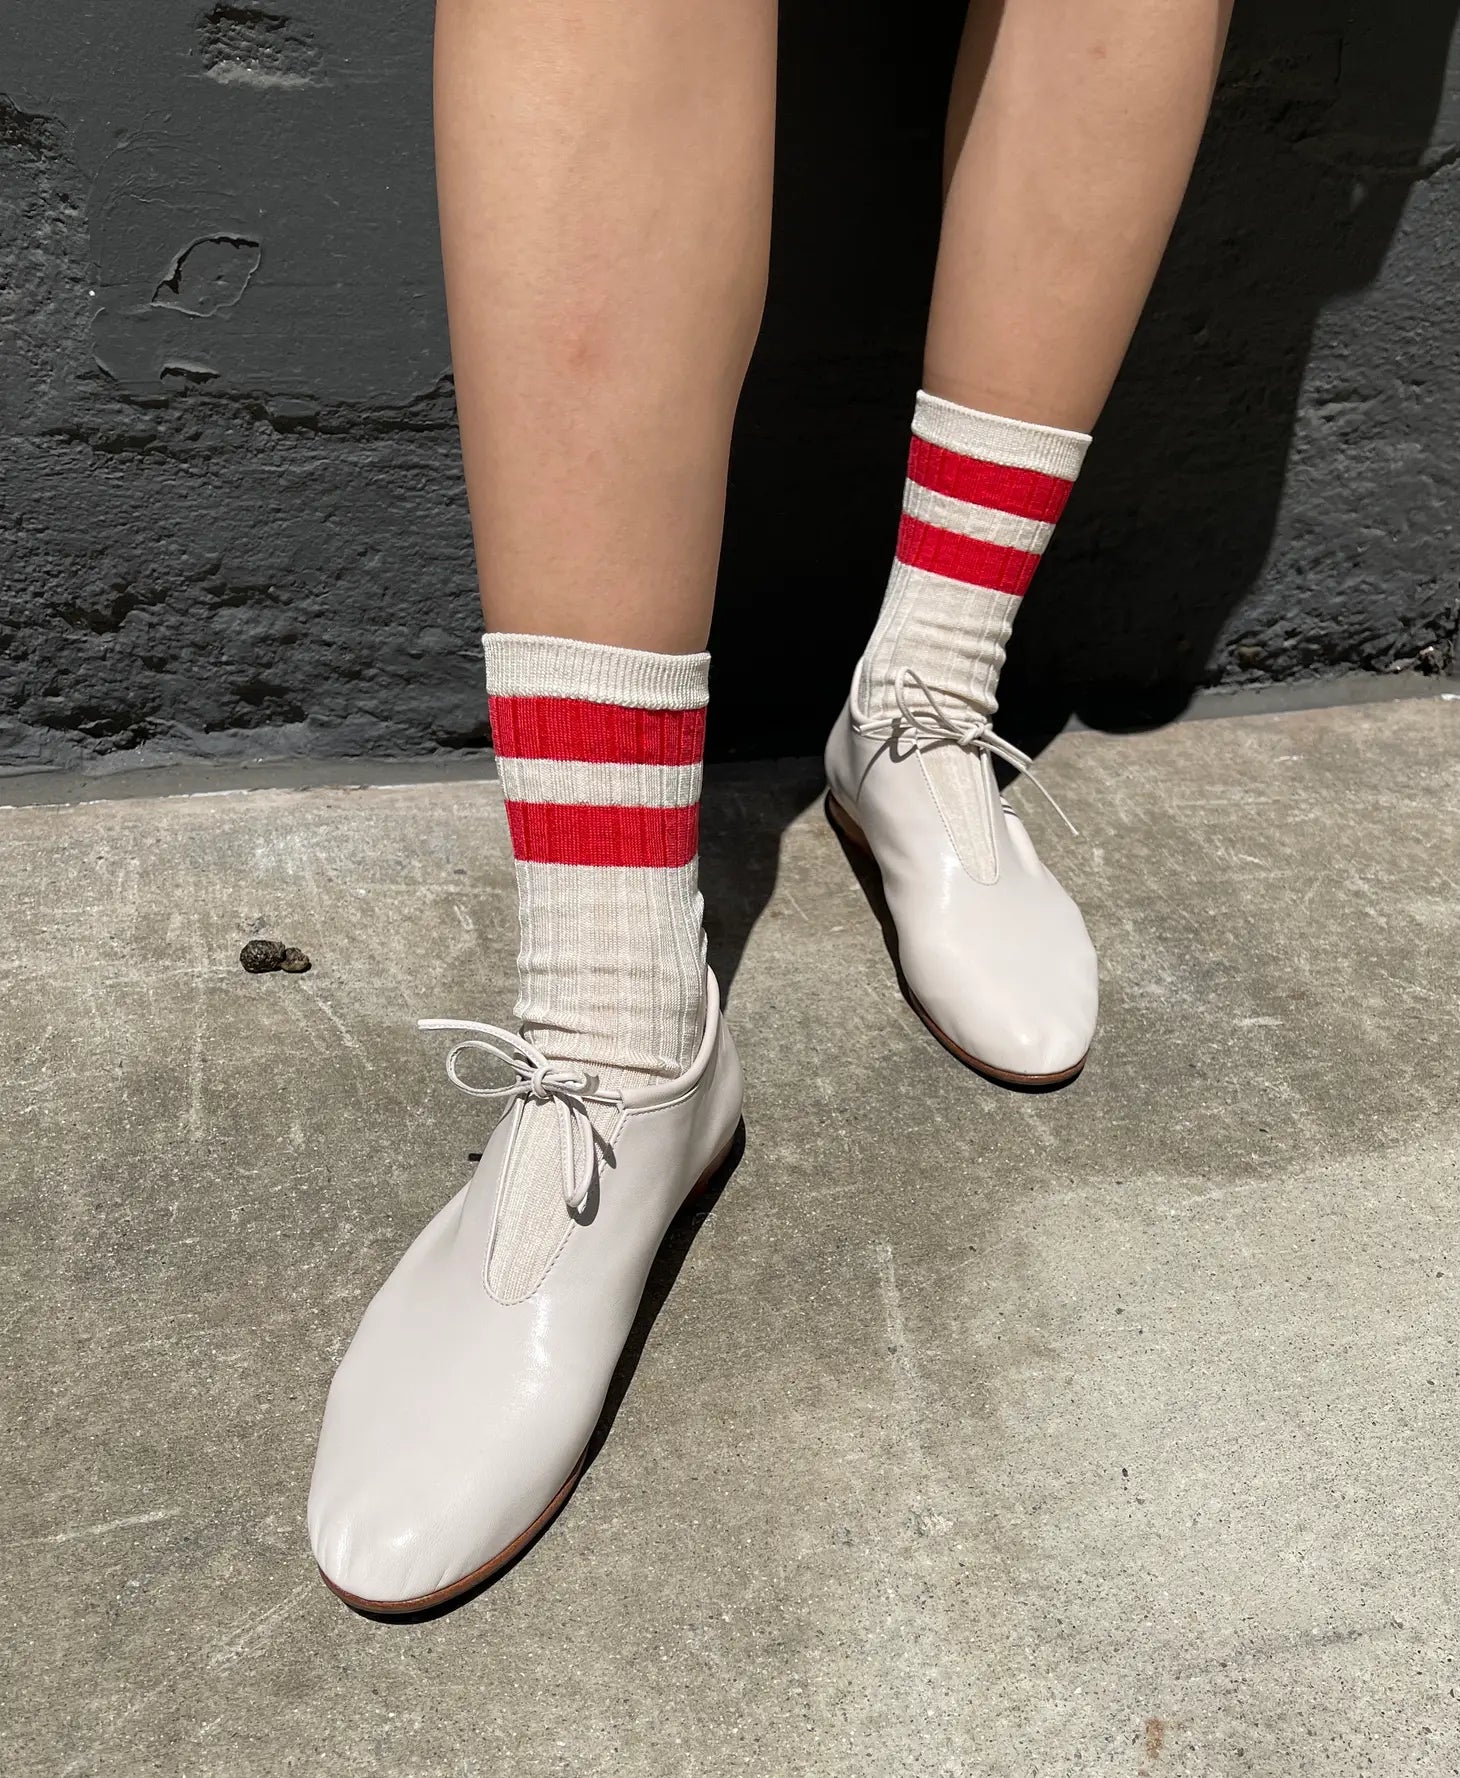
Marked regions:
[858,667,1078,836]
[417,1019,625,1212]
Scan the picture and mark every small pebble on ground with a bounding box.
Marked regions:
[239,939,311,974]
[239,939,286,973]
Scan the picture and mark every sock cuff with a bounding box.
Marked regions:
[913,390,1091,482]
[484,632,711,711]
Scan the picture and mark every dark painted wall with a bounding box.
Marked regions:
[3,2,1457,773]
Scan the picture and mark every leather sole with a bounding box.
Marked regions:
[824,790,1088,1090]
[317,1121,743,1617]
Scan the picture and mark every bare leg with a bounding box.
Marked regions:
[309,10,777,1612]
[929,0,1233,431]
[832,2,1232,1085]
[434,0,777,652]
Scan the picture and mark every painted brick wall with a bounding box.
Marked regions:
[2,1,1457,771]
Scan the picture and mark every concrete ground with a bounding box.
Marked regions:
[4,696,1457,1778]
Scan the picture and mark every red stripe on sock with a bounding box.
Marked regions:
[505,800,700,868]
[895,513,1043,596]
[906,436,1075,522]
[490,697,706,766]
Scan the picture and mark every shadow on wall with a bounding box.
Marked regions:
[710,0,1460,762]
[3,0,1452,776]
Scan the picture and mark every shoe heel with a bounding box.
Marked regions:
[824,789,869,853]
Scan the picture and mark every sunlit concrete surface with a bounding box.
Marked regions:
[4,696,1457,1777]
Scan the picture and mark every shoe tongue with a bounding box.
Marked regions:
[485,1093,619,1305]
[918,744,1002,885]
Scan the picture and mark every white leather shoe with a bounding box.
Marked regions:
[825,669,1097,1085]
[308,971,743,1613]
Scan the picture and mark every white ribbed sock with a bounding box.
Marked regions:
[856,390,1090,725]
[484,631,709,1090]
[479,633,711,1303]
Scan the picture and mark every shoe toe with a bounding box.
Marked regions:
[307,1284,563,1608]
[973,1004,1092,1079]
[903,905,1098,1080]
[308,1366,525,1607]
[308,1469,462,1609]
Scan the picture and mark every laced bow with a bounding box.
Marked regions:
[859,668,1078,835]
[417,1020,624,1212]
